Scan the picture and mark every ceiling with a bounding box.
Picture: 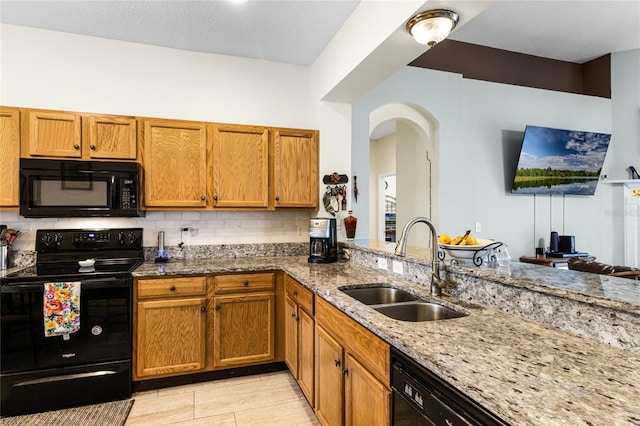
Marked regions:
[1,1,638,66]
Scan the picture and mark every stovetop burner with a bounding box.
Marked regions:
[37,258,143,276]
[1,228,144,285]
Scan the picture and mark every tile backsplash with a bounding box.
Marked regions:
[0,210,315,251]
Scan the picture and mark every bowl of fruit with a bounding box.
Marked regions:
[438,231,499,264]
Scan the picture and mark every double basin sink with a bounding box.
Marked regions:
[340,286,467,322]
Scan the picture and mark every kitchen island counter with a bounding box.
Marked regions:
[133,255,640,425]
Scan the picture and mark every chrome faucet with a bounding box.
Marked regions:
[394,217,444,296]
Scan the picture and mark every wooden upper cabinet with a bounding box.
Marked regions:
[272,128,319,208]
[0,107,20,208]
[23,110,81,158]
[141,118,208,208]
[210,124,269,208]
[84,114,137,160]
[21,108,137,160]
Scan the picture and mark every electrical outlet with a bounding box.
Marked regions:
[297,226,304,237]
[377,257,388,270]
[475,222,481,233]
[189,228,198,237]
[392,260,404,275]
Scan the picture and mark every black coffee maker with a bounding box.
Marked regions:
[308,218,337,263]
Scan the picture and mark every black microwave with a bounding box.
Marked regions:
[20,158,144,218]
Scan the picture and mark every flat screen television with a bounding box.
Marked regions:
[511,125,611,195]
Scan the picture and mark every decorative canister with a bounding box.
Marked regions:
[344,210,358,239]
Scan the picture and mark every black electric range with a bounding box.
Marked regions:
[1,228,144,417]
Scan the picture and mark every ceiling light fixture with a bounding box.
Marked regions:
[406,9,459,47]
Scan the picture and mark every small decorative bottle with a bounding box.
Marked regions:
[344,210,358,239]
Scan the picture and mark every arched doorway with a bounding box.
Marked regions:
[369,103,439,248]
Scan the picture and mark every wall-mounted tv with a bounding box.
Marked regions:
[511,125,611,196]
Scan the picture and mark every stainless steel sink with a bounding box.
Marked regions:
[340,285,468,322]
[374,302,467,322]
[340,286,418,305]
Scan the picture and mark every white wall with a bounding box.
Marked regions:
[352,62,634,264]
[0,24,318,250]
[369,133,396,238]
[610,49,640,265]
[0,24,312,126]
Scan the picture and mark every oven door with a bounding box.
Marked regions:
[1,277,132,373]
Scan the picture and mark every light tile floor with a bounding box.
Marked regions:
[125,371,320,426]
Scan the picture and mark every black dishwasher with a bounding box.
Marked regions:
[391,348,508,426]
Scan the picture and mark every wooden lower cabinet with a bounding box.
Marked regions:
[315,325,346,426]
[298,308,315,402]
[134,273,277,381]
[213,292,275,367]
[315,298,391,426]
[345,354,391,426]
[284,275,315,404]
[135,297,207,379]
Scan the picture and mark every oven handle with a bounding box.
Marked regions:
[14,370,119,387]
[1,277,130,292]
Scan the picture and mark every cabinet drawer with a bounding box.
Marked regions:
[285,275,314,314]
[137,276,207,299]
[213,272,275,294]
[316,297,390,386]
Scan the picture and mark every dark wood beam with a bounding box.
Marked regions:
[409,40,611,98]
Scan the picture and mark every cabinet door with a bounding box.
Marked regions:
[86,114,137,160]
[298,307,315,405]
[0,107,20,207]
[344,354,391,426]
[273,128,318,208]
[315,325,344,426]
[24,110,81,158]
[284,296,299,378]
[211,124,269,208]
[142,119,208,207]
[213,292,275,367]
[135,297,207,379]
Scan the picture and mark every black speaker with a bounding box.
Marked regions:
[558,235,575,253]
[550,231,559,253]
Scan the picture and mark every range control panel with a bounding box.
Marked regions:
[36,228,144,252]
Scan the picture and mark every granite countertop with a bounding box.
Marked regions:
[133,256,640,425]
[345,240,640,314]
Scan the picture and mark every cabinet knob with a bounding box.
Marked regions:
[169,286,176,291]
[291,313,297,318]
[215,305,220,311]
[343,369,349,376]
[73,144,80,150]
[293,291,298,297]
[200,306,206,312]
[89,144,96,150]
[201,195,206,201]
[243,280,249,286]
[334,359,340,367]
[275,196,280,202]
[213,195,218,201]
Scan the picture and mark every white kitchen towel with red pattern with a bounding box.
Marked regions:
[44,282,81,337]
